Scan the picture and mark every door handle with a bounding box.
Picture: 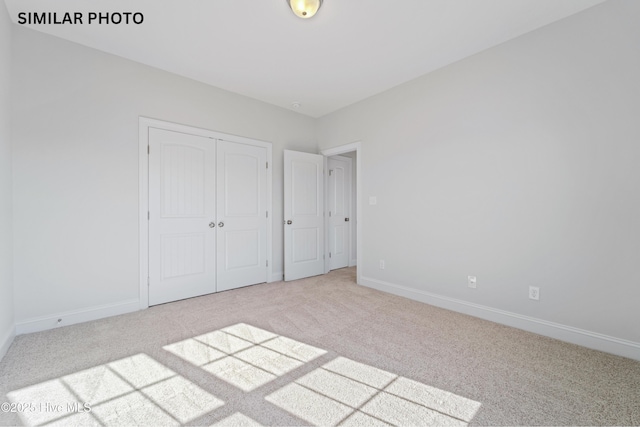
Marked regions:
[345,218,350,222]
[209,222,216,228]
[286,220,293,225]
[218,222,225,228]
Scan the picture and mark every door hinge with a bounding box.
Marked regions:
[147,277,150,287]
[329,169,333,176]
[329,252,332,258]
[266,260,269,267]
[266,211,268,218]
[329,211,332,217]
[148,211,150,220]
[266,162,269,169]
[147,145,150,154]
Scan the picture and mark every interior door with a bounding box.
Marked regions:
[216,140,268,291]
[328,156,351,270]
[284,150,324,281]
[148,128,216,305]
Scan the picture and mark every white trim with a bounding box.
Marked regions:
[349,258,357,267]
[361,276,640,361]
[321,142,362,285]
[139,119,150,309]
[15,299,140,335]
[0,324,15,361]
[271,272,284,282]
[139,117,274,309]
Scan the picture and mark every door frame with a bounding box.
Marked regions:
[321,142,362,285]
[139,117,273,309]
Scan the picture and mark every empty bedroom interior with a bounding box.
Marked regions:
[1,0,639,426]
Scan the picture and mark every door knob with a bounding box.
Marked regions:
[345,218,350,222]
[218,222,224,228]
[209,222,216,228]
[286,220,293,225]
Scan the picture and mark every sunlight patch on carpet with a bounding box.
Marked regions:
[7,353,223,426]
[163,323,327,391]
[7,323,481,426]
[266,357,481,426]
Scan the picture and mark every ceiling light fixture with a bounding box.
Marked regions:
[287,0,323,19]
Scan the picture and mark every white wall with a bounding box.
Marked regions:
[12,26,316,327]
[0,1,15,359]
[317,0,640,353]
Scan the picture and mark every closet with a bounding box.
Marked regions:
[147,127,269,305]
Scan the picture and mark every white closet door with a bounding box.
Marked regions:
[148,128,216,306]
[328,156,351,270]
[216,140,268,291]
[284,150,324,281]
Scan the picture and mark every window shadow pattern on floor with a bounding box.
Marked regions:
[7,323,480,426]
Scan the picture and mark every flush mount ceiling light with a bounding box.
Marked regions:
[287,0,323,19]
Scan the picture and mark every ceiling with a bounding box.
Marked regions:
[4,0,606,118]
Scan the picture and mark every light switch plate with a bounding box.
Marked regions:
[468,276,477,289]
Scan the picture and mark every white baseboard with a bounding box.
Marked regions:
[361,276,640,361]
[0,323,15,361]
[349,259,357,267]
[271,272,284,282]
[15,299,140,335]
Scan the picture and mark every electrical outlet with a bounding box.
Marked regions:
[379,260,385,269]
[529,286,540,300]
[468,276,477,289]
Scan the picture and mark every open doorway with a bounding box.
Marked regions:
[283,143,361,285]
[322,142,362,285]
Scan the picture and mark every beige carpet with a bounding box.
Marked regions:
[0,268,639,426]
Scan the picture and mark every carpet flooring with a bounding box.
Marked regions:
[0,267,639,426]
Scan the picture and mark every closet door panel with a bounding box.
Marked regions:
[148,128,216,305]
[216,140,268,291]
